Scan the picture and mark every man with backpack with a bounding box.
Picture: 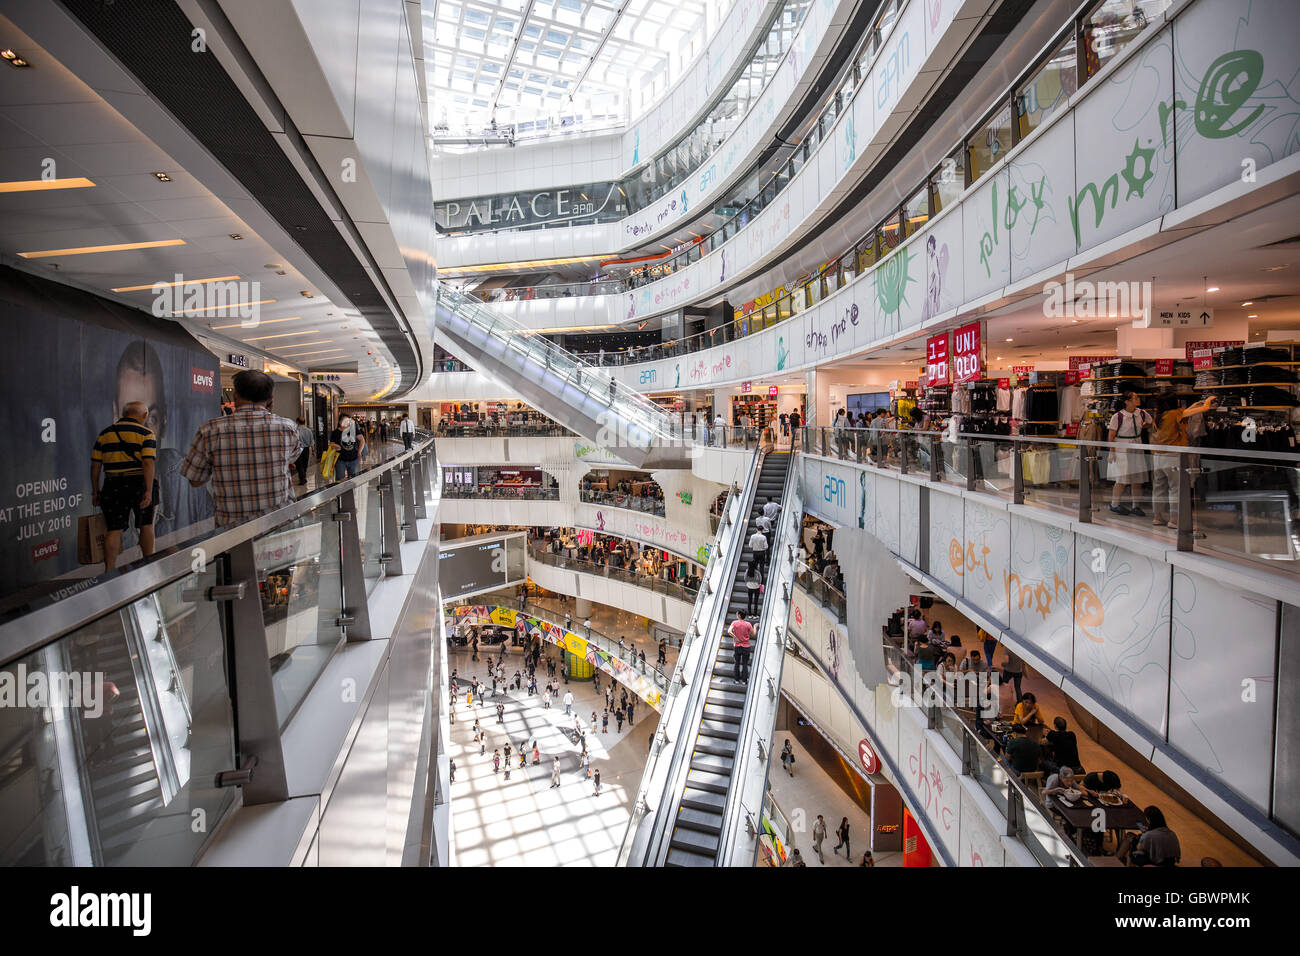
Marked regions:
[91,400,158,571]
[328,414,367,481]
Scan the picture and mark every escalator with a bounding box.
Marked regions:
[663,450,790,865]
[433,285,691,469]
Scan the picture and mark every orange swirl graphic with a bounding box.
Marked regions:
[948,539,965,575]
[1073,583,1105,642]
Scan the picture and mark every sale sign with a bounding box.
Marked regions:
[1069,354,1116,369]
[926,333,950,386]
[1011,365,1035,377]
[1184,340,1242,363]
[952,321,982,383]
[1154,358,1174,376]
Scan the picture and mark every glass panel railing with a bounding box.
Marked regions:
[805,427,1300,577]
[354,479,385,595]
[254,505,345,728]
[526,544,698,604]
[0,566,236,866]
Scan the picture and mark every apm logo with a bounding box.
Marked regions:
[823,475,846,508]
[50,886,151,936]
[639,368,657,385]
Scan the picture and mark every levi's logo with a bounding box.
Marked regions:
[32,538,59,562]
[191,366,215,393]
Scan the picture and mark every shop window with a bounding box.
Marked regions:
[1080,0,1170,79]
[930,149,966,214]
[902,184,929,240]
[856,233,878,273]
[966,103,1012,182]
[1015,35,1077,140]
[877,209,903,255]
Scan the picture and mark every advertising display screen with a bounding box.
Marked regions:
[438,533,526,599]
[847,392,891,416]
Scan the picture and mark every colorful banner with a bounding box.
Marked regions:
[444,604,664,710]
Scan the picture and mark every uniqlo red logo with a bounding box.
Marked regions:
[191,366,215,393]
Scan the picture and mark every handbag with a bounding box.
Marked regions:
[77,512,107,565]
[320,446,339,480]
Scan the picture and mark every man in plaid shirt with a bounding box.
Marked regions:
[181,370,304,529]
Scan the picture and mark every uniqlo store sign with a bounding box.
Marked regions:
[952,321,982,384]
[925,333,949,385]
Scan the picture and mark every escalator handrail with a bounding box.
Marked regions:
[620,444,763,866]
[716,451,803,865]
[0,435,437,668]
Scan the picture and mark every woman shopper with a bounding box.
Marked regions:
[780,739,796,777]
[1107,391,1155,516]
[745,562,762,615]
[833,817,850,857]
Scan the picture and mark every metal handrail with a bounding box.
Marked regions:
[525,544,699,602]
[0,433,437,667]
[717,451,802,865]
[616,450,757,865]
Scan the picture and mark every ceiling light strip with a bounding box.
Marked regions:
[19,238,186,258]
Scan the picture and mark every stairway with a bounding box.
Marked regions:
[433,285,691,468]
[68,630,164,864]
[665,451,790,866]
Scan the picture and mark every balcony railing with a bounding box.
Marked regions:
[0,432,439,866]
[801,424,1300,576]
[578,488,666,517]
[526,542,698,603]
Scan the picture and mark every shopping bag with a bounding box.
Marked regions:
[320,447,339,481]
[77,513,107,565]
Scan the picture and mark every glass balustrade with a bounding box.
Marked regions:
[803,426,1300,576]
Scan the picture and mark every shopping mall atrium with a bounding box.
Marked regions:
[0,0,1298,877]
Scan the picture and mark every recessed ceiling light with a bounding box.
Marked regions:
[213,315,301,330]
[1005,337,1014,342]
[112,274,240,293]
[153,171,171,182]
[275,341,334,350]
[0,50,16,60]
[245,330,320,341]
[264,263,281,269]
[7,57,29,68]
[1241,301,1253,307]
[1264,264,1289,272]
[229,233,243,240]
[300,290,314,298]
[0,177,95,193]
[177,297,276,315]
[1248,313,1258,318]
[996,355,1002,360]
[18,238,186,259]
[1206,286,1219,293]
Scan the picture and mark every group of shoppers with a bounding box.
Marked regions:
[90,369,417,571]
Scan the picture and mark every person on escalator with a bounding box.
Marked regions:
[745,562,763,615]
[729,612,755,683]
[748,526,769,575]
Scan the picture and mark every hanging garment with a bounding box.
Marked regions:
[996,387,1012,412]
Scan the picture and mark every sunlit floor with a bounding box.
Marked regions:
[447,644,657,866]
[764,735,902,868]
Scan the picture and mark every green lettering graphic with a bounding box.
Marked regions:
[1195,50,1265,139]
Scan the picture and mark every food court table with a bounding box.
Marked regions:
[1047,793,1146,846]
